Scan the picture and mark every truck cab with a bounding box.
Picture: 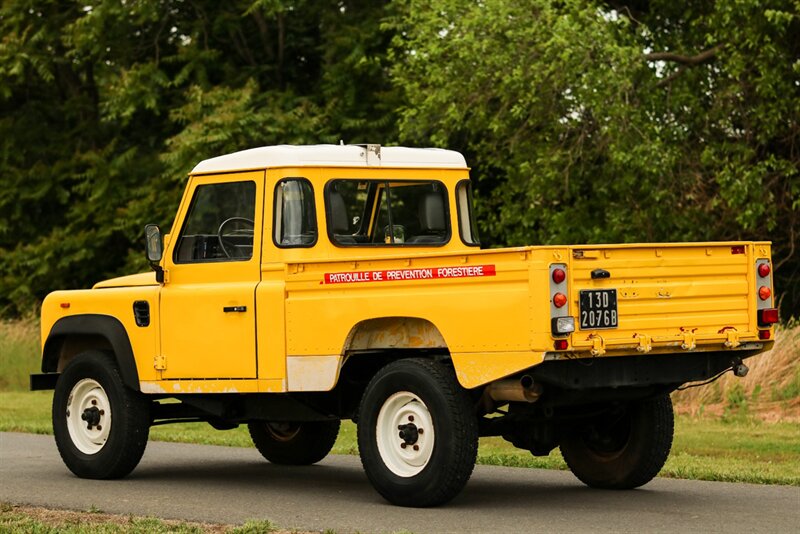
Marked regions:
[33,144,778,507]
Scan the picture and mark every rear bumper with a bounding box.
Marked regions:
[529,349,762,390]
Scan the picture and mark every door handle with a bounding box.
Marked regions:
[591,269,611,279]
[223,306,247,313]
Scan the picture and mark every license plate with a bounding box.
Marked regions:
[579,289,618,330]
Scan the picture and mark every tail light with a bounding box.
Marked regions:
[755,259,775,329]
[758,308,779,326]
[550,263,572,338]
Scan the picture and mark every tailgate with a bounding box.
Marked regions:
[565,242,773,353]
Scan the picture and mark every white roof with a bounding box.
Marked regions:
[191,144,467,174]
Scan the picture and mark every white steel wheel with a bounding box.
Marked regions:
[376,391,436,477]
[53,350,150,479]
[357,358,478,507]
[66,378,112,455]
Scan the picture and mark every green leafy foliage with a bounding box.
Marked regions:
[0,0,797,317]
[0,1,396,315]
[389,0,799,316]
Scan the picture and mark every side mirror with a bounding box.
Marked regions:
[144,224,165,283]
[145,224,163,262]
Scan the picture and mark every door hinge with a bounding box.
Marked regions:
[154,354,167,370]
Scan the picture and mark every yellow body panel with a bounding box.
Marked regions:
[40,161,775,394]
[41,286,161,383]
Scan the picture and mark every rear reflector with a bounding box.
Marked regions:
[554,339,569,350]
[758,308,779,326]
[758,330,771,340]
[731,245,745,254]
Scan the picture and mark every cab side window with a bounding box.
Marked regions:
[326,180,449,246]
[274,178,317,247]
[174,181,256,262]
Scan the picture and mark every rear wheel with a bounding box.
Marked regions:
[560,394,674,489]
[248,420,340,465]
[52,350,150,479]
[357,358,478,507]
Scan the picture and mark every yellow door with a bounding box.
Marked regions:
[159,171,264,379]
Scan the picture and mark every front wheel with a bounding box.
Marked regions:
[52,350,151,479]
[560,394,674,489]
[357,358,478,507]
[248,420,340,465]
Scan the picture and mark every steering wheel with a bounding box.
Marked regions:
[217,217,255,258]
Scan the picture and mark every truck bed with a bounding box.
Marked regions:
[283,241,774,389]
[565,242,772,355]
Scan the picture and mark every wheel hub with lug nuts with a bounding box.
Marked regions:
[81,405,104,430]
[397,418,425,451]
[376,391,435,477]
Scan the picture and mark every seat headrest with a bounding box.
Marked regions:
[419,193,446,232]
[329,191,350,233]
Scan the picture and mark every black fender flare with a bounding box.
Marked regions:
[42,314,140,391]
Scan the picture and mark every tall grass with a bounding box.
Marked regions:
[672,324,800,417]
[0,320,40,392]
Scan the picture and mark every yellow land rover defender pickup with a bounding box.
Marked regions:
[32,144,778,507]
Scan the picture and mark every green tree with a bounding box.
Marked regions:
[389,0,799,316]
[0,0,398,316]
[2,0,798,320]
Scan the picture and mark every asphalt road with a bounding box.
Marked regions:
[1,432,798,533]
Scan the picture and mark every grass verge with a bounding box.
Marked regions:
[3,390,798,486]
[0,319,40,392]
[0,503,293,533]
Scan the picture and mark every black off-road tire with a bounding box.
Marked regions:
[357,358,478,507]
[560,394,674,489]
[52,350,151,479]
[248,420,340,465]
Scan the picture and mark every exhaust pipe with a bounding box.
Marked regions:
[485,375,542,403]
